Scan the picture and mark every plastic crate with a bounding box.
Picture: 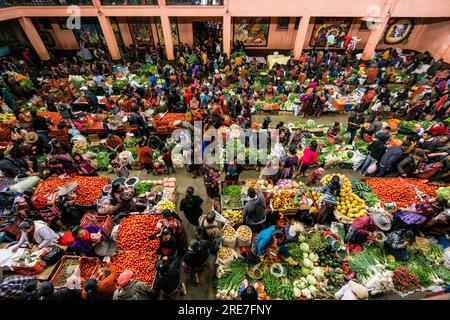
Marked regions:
[80,213,114,236]
[0,215,22,239]
[0,178,14,192]
[0,231,14,242]
[50,255,100,288]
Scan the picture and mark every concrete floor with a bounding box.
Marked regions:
[108,114,430,300]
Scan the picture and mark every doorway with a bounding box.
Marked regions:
[193,20,222,52]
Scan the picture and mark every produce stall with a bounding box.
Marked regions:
[348,241,450,297]
[112,214,161,285]
[365,178,438,209]
[216,224,352,300]
[153,113,186,134]
[133,177,177,213]
[36,176,110,206]
[50,255,100,288]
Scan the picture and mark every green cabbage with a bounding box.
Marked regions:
[300,243,310,252]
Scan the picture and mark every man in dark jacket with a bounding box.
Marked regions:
[82,87,98,111]
[346,110,364,145]
[150,257,186,299]
[376,141,410,177]
[360,136,388,176]
[127,107,147,137]
[397,151,426,177]
[243,187,266,233]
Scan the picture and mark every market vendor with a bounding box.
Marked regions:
[280,146,299,179]
[345,213,392,244]
[113,270,151,300]
[243,187,267,233]
[383,229,415,261]
[90,256,117,300]
[327,122,341,144]
[150,209,187,253]
[71,224,108,256]
[252,225,297,265]
[264,82,275,100]
[110,180,142,216]
[314,175,342,225]
[295,140,321,178]
[239,279,259,301]
[394,197,448,228]
[0,271,37,300]
[71,153,97,176]
[151,257,186,299]
[8,219,59,253]
[105,133,124,152]
[154,228,178,259]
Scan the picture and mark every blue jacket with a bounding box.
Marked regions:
[256,226,276,256]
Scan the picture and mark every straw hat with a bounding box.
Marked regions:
[25,131,38,144]
[348,281,368,300]
[371,213,392,231]
[57,182,78,196]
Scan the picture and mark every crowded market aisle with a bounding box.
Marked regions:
[0,37,449,301]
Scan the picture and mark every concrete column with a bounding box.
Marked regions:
[435,35,450,61]
[223,14,231,58]
[18,17,50,61]
[160,15,174,61]
[361,0,394,60]
[98,14,121,61]
[118,18,133,47]
[293,16,310,60]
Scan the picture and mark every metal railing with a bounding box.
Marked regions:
[0,0,92,6]
[166,0,223,5]
[100,0,157,4]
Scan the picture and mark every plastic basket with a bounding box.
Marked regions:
[80,213,114,236]
[50,255,100,288]
[50,255,79,288]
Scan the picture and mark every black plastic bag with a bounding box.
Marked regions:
[41,246,64,266]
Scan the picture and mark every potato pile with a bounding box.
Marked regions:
[223,225,237,241]
[218,246,234,261]
[237,225,252,241]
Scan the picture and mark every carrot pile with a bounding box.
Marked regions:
[113,214,161,285]
[36,176,110,205]
[37,112,62,130]
[365,178,437,208]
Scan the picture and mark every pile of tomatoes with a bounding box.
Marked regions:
[113,214,161,285]
[79,259,98,279]
[36,176,110,205]
[365,178,437,208]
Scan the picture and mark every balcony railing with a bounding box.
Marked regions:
[166,0,223,5]
[100,0,157,5]
[0,0,92,6]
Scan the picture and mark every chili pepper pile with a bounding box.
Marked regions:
[113,214,161,285]
[392,268,420,292]
[79,259,98,279]
[365,178,437,208]
[36,176,110,205]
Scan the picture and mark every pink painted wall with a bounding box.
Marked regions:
[413,19,450,62]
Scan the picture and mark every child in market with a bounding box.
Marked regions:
[307,166,325,186]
